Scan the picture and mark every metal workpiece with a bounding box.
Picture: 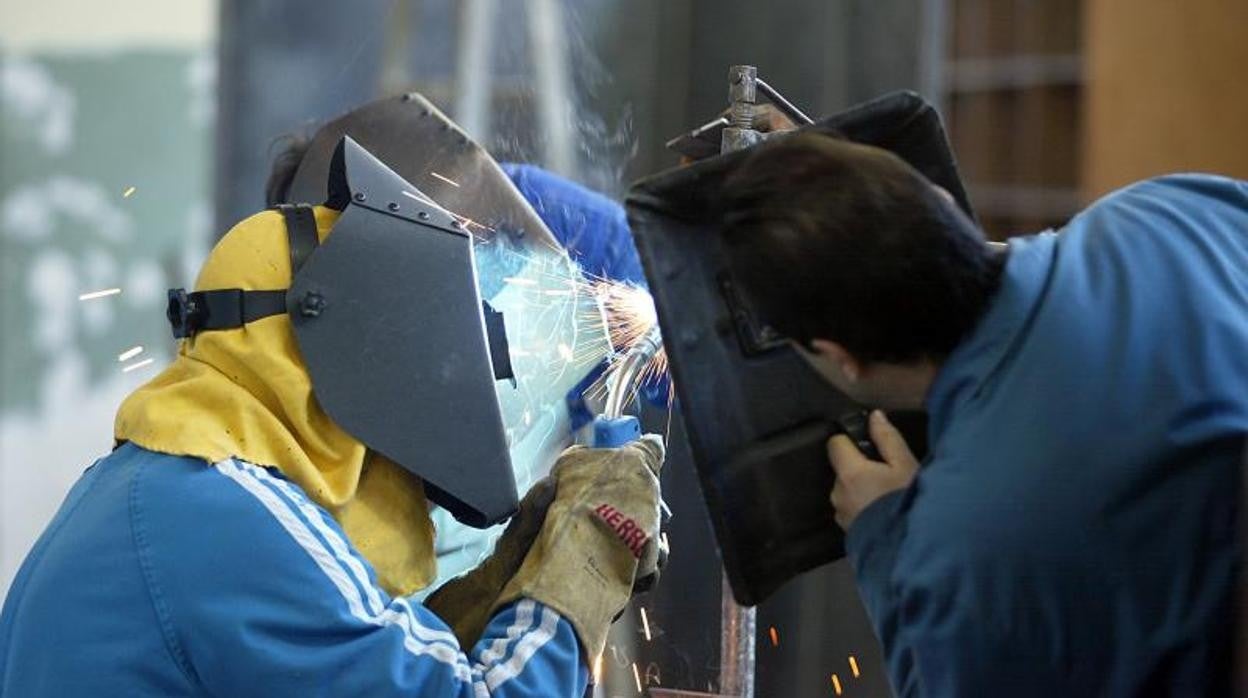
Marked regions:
[719,64,764,698]
[721,65,816,154]
[727,64,758,110]
[718,568,757,698]
[722,65,763,153]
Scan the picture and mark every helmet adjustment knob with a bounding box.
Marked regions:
[299,291,327,318]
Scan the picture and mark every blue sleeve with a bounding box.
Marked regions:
[846,481,1080,696]
[843,489,920,696]
[136,457,588,697]
[501,163,645,285]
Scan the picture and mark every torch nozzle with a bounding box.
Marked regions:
[603,324,664,419]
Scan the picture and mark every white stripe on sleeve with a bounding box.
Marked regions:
[213,459,474,682]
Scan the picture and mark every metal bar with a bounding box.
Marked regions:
[663,116,728,152]
[718,570,756,698]
[717,65,759,698]
[721,64,762,153]
[754,78,814,125]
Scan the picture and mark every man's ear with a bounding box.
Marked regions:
[809,339,862,383]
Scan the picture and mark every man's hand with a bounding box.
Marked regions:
[827,410,919,530]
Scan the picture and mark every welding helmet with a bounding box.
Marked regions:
[167,136,519,528]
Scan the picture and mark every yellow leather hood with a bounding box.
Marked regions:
[115,206,436,596]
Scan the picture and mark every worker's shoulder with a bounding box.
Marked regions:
[126,447,351,592]
[1060,173,1248,265]
[1078,173,1248,225]
[123,444,320,549]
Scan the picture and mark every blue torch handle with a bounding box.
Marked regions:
[592,415,642,448]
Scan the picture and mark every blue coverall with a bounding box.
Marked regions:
[848,175,1248,696]
[502,163,645,285]
[0,444,588,696]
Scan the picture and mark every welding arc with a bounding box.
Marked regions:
[602,324,663,419]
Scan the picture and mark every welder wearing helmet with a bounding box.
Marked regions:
[0,137,666,697]
[261,94,663,591]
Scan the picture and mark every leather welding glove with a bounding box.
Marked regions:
[491,436,666,660]
[425,476,557,648]
[426,438,667,650]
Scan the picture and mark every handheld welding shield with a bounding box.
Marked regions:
[626,91,973,605]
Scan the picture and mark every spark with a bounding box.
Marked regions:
[593,653,604,684]
[117,345,144,362]
[122,186,137,198]
[831,673,843,695]
[429,171,460,187]
[660,499,673,519]
[122,358,154,373]
[452,213,495,234]
[644,663,662,686]
[769,626,779,647]
[663,394,675,446]
[557,343,574,362]
[659,532,669,550]
[78,288,121,301]
[849,655,860,678]
[640,608,652,641]
[595,280,659,353]
[503,276,538,287]
[631,662,642,693]
[588,279,670,410]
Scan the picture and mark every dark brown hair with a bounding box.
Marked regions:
[264,133,313,208]
[719,132,1002,363]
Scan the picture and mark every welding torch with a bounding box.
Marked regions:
[591,322,673,523]
[592,324,664,447]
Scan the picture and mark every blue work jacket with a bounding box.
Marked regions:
[849,175,1248,696]
[0,443,587,696]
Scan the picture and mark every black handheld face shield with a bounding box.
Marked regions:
[627,91,975,605]
[168,136,519,528]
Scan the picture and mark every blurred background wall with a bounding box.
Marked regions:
[2,1,1246,696]
[1081,0,1248,198]
[0,0,215,603]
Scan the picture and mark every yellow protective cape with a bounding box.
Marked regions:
[115,207,436,596]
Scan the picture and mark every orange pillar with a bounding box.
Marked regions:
[1082,0,1248,199]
